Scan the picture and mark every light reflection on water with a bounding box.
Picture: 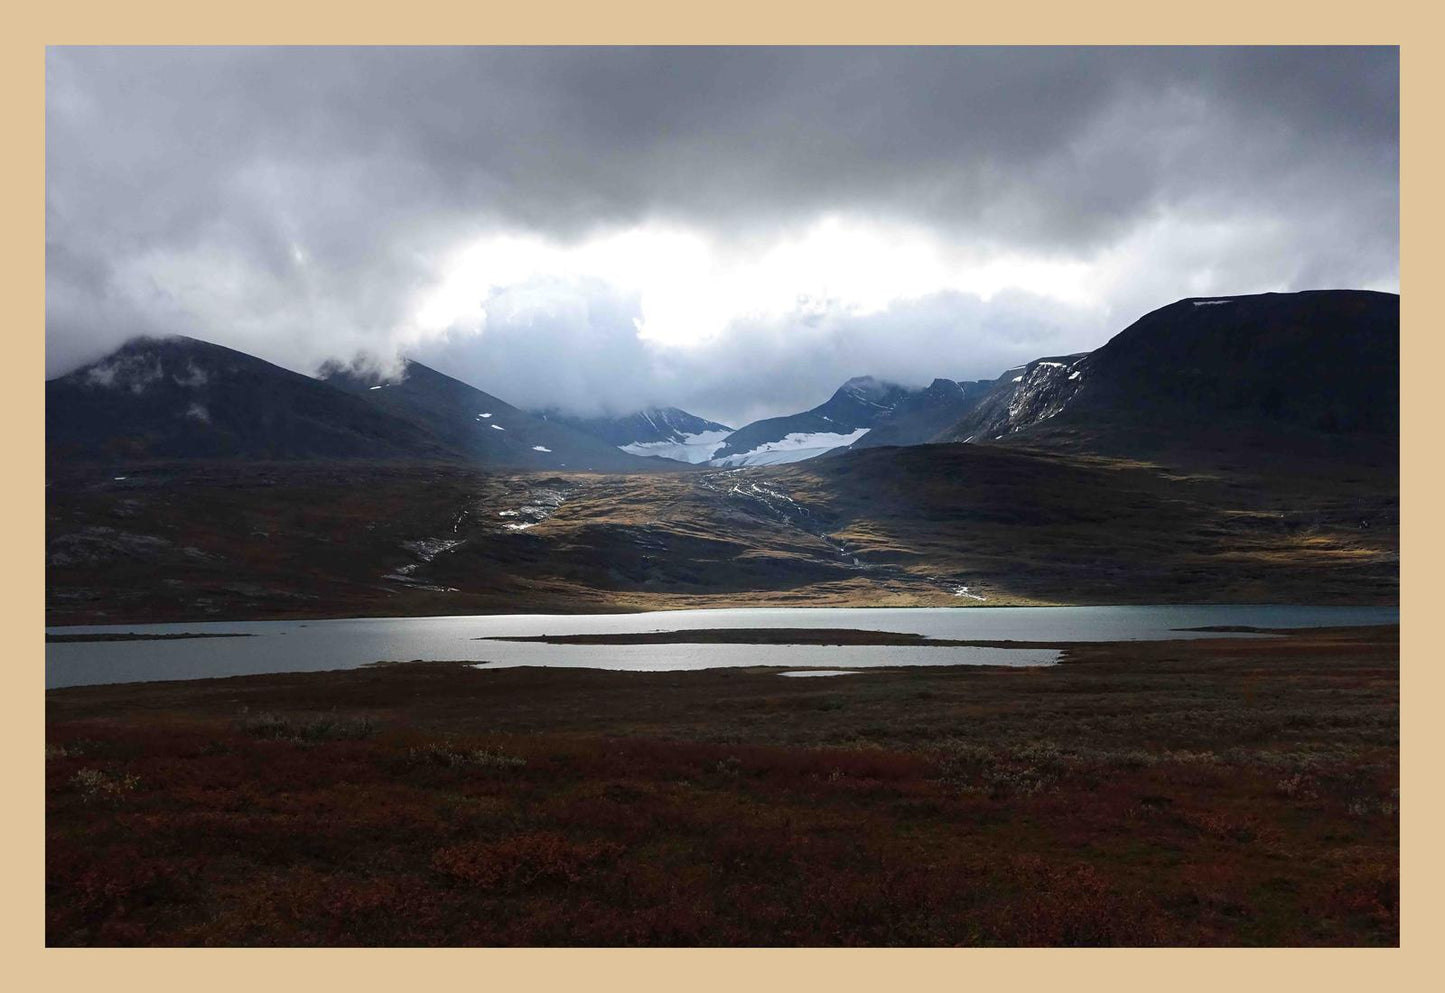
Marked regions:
[45,604,1397,689]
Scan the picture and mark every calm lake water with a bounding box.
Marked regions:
[45,604,1398,689]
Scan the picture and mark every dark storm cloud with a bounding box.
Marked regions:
[45,46,1398,421]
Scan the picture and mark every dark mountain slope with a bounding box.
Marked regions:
[933,354,1089,445]
[850,377,993,450]
[938,290,1399,455]
[46,336,453,463]
[322,360,671,472]
[547,407,733,448]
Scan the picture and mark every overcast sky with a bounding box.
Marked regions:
[46,46,1398,425]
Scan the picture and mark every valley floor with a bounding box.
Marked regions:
[46,443,1400,625]
[46,626,1398,946]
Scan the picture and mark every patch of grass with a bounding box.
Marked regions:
[404,742,527,770]
[236,710,378,742]
[431,833,622,890]
[47,738,103,760]
[69,768,140,805]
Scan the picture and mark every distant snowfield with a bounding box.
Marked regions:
[708,428,871,467]
[620,429,733,464]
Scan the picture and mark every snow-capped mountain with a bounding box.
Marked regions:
[50,290,1396,478]
[707,376,915,467]
[549,377,996,467]
[543,406,734,464]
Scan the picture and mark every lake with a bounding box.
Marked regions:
[44,604,1398,689]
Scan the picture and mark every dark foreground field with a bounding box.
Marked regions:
[45,627,1398,946]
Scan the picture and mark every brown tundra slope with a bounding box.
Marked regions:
[46,430,1396,624]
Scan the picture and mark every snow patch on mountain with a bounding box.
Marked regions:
[621,429,733,464]
[709,428,871,467]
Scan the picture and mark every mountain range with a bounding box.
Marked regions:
[44,334,1006,472]
[47,340,664,472]
[45,289,1399,623]
[560,374,996,467]
[318,359,659,472]
[52,289,1395,476]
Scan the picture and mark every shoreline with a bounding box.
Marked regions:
[45,632,255,644]
[45,600,1402,632]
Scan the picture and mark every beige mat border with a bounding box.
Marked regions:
[5,6,1433,988]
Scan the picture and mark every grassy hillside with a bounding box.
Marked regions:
[46,438,1396,625]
